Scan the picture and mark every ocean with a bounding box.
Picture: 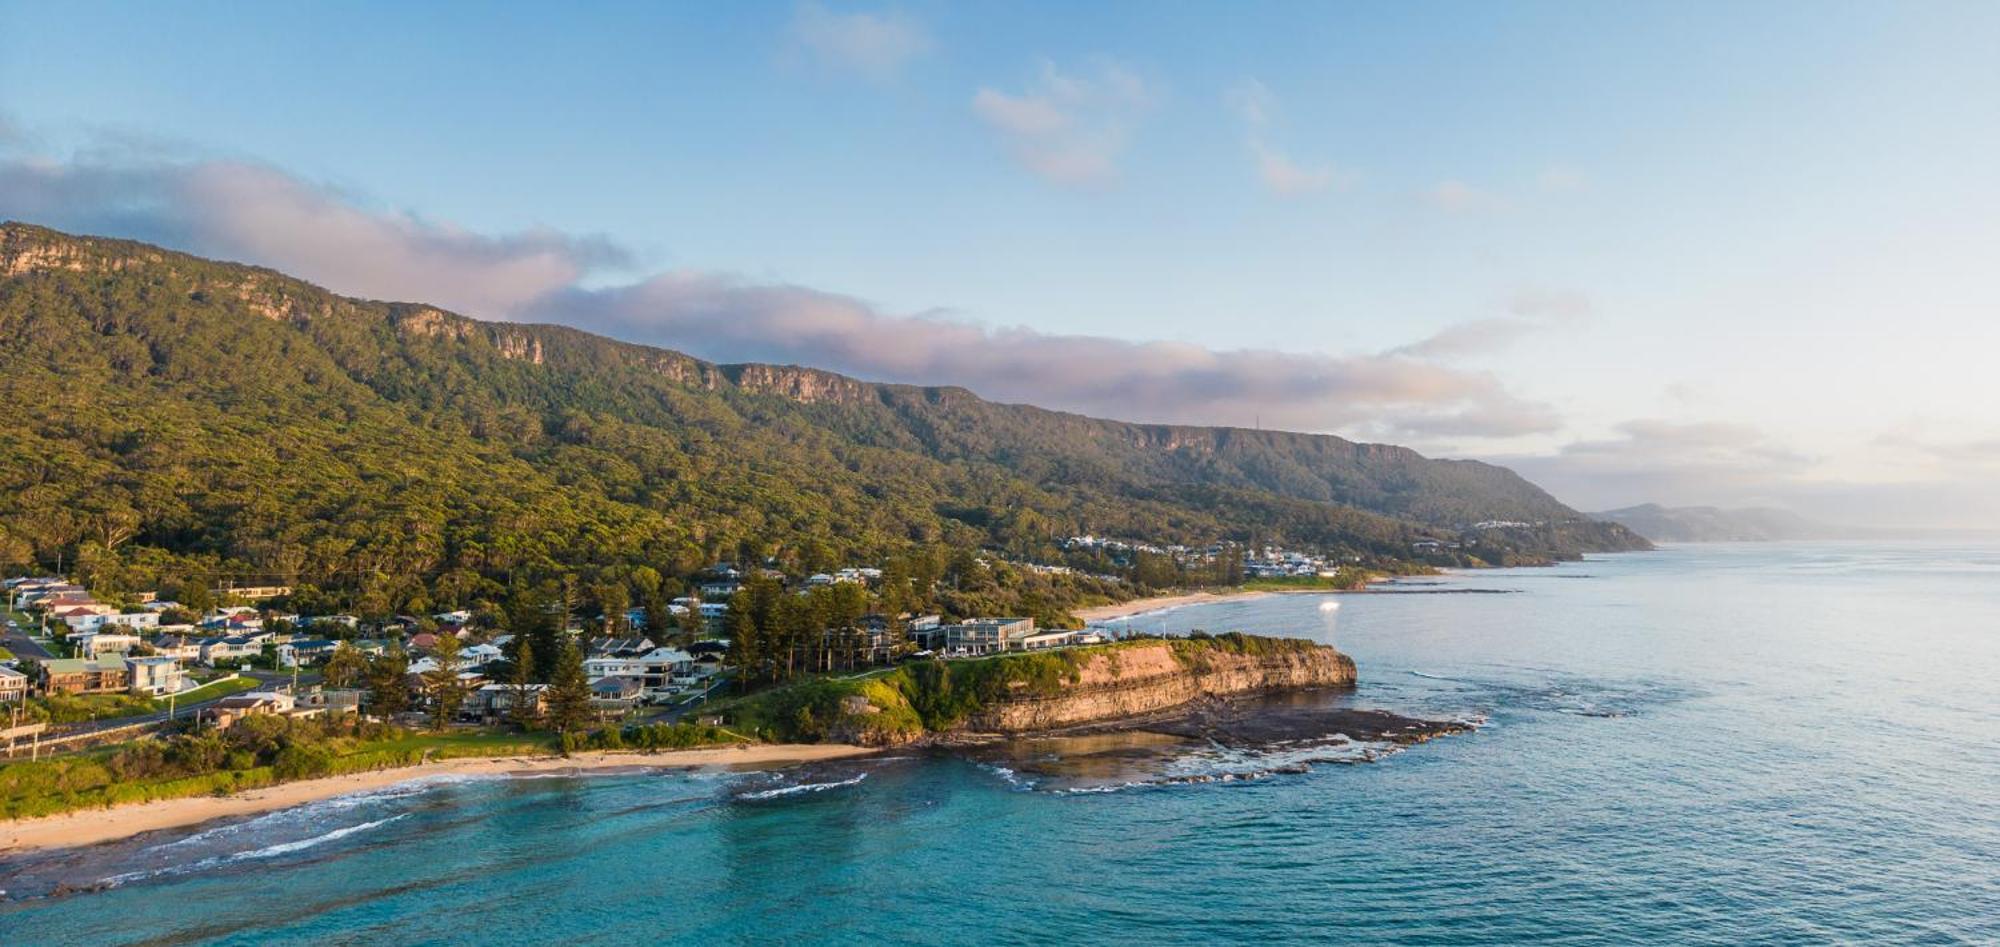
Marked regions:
[3,542,1997,945]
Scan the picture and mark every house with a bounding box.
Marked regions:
[407,632,439,652]
[590,676,643,709]
[214,585,292,601]
[125,656,186,696]
[55,606,121,632]
[276,639,340,668]
[471,683,547,722]
[696,578,741,599]
[942,618,1036,656]
[832,615,904,665]
[206,691,296,729]
[39,657,132,695]
[0,666,26,703]
[459,643,504,667]
[64,611,161,633]
[199,633,271,665]
[587,636,656,659]
[906,614,944,650]
[152,634,204,661]
[301,687,365,715]
[585,647,694,697]
[1018,628,1079,651]
[72,631,144,657]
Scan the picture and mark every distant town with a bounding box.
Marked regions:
[0,535,1417,761]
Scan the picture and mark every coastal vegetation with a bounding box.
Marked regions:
[0,715,760,821]
[0,717,550,820]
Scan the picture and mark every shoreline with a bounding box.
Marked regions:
[1075,581,1403,624]
[0,743,878,855]
[1073,590,1273,623]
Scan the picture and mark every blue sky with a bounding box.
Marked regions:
[4,1,1998,526]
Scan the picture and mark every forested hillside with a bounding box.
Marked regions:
[0,224,1644,616]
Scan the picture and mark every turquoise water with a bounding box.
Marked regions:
[4,542,1998,944]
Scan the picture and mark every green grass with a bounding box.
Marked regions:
[166,676,262,706]
[0,646,12,661]
[24,676,265,724]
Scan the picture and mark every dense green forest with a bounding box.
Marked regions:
[0,223,1645,619]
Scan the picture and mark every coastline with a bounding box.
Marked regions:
[0,742,878,855]
[1073,590,1272,623]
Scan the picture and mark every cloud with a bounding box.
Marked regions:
[1230,79,1346,198]
[532,273,1561,439]
[973,60,1153,185]
[1497,420,2000,530]
[0,133,1559,443]
[0,142,627,318]
[1425,179,1508,214]
[786,2,930,80]
[1492,419,1818,512]
[1392,289,1592,360]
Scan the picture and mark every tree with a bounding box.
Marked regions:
[725,590,762,688]
[507,636,541,731]
[425,634,466,729]
[543,636,592,735]
[323,642,367,688]
[365,648,411,718]
[507,586,560,682]
[677,600,705,646]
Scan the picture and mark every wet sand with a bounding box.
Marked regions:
[0,743,878,854]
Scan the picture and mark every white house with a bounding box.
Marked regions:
[73,631,143,657]
[63,610,158,633]
[125,655,186,696]
[459,643,504,667]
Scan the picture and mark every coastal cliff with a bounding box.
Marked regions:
[962,641,1355,733]
[722,634,1357,747]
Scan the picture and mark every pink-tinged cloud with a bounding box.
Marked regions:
[1,139,1559,441]
[530,274,1560,439]
[0,149,627,318]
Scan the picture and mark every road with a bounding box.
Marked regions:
[1,624,52,660]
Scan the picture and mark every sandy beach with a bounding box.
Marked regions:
[1072,590,1272,623]
[0,743,878,855]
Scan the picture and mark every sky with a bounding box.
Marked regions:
[3,1,1998,528]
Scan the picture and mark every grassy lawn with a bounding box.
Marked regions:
[27,676,265,725]
[168,676,262,705]
[361,730,555,759]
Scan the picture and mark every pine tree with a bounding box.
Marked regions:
[678,600,706,646]
[323,641,367,689]
[543,636,592,735]
[508,636,541,731]
[366,648,411,719]
[425,634,465,729]
[725,589,761,688]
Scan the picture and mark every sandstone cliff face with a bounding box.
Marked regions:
[963,642,1356,733]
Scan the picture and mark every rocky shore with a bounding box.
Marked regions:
[961,640,1357,733]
